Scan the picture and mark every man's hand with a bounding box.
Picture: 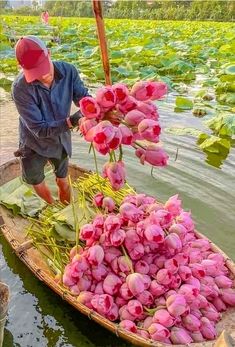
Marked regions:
[68,110,83,128]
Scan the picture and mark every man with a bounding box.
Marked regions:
[12,35,89,204]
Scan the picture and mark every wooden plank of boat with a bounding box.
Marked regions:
[0,158,235,347]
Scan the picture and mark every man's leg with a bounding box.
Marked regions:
[56,177,70,204]
[33,181,54,204]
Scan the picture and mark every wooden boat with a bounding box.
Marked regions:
[0,158,235,347]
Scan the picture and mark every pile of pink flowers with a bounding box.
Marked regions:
[79,81,169,190]
[62,193,235,344]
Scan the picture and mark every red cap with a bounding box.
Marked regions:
[15,35,50,83]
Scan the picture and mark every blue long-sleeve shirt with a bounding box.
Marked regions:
[12,61,89,159]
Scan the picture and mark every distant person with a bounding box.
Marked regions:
[12,36,90,204]
[41,11,49,25]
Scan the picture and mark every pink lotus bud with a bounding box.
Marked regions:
[136,290,154,306]
[94,282,104,295]
[109,126,122,150]
[87,245,104,266]
[106,303,119,321]
[155,296,166,307]
[70,284,80,296]
[120,202,143,223]
[109,228,126,247]
[166,294,187,317]
[200,317,216,340]
[142,274,151,290]
[201,304,221,322]
[91,294,114,315]
[137,329,150,339]
[208,252,224,264]
[197,294,209,309]
[135,144,168,167]
[91,264,108,282]
[103,274,122,295]
[112,83,129,104]
[153,309,175,328]
[104,246,121,264]
[182,313,201,332]
[144,224,164,243]
[119,124,133,145]
[170,327,193,344]
[129,243,145,260]
[149,263,158,276]
[176,211,194,232]
[165,258,179,274]
[127,300,143,318]
[138,119,161,142]
[126,273,145,296]
[102,196,115,212]
[69,245,83,261]
[143,316,153,329]
[119,320,137,333]
[103,161,126,191]
[186,276,201,290]
[124,109,145,126]
[150,81,168,100]
[120,283,133,300]
[190,238,211,251]
[96,86,116,108]
[136,101,159,120]
[119,305,136,321]
[117,256,131,274]
[92,120,115,145]
[77,291,94,309]
[79,118,98,140]
[80,223,95,241]
[220,288,235,306]
[212,297,227,311]
[115,296,127,307]
[169,223,187,239]
[117,95,138,114]
[79,96,101,118]
[174,253,189,266]
[169,274,182,289]
[201,259,218,276]
[93,192,104,207]
[135,260,150,274]
[178,265,192,281]
[62,271,77,287]
[150,209,172,229]
[77,276,91,292]
[190,331,204,342]
[215,275,233,288]
[148,323,170,342]
[149,280,166,297]
[164,194,182,217]
[131,81,154,101]
[165,233,182,250]
[190,263,206,279]
[178,284,199,303]
[156,269,172,285]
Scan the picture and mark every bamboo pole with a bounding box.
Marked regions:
[0,282,9,347]
[92,0,112,85]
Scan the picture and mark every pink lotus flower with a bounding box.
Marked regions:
[135,260,150,274]
[215,275,233,289]
[106,303,119,321]
[166,294,187,317]
[119,305,136,321]
[93,192,104,207]
[91,264,108,282]
[119,124,133,145]
[109,228,126,247]
[153,309,175,328]
[176,211,194,232]
[86,245,104,266]
[131,81,155,101]
[104,246,122,264]
[92,120,114,145]
[164,194,182,217]
[136,101,159,120]
[77,276,92,291]
[124,109,145,126]
[127,299,143,318]
[150,81,168,100]
[91,294,114,315]
[220,288,235,306]
[96,86,116,108]
[119,320,137,333]
[136,290,154,306]
[170,327,193,344]
[126,273,145,296]
[200,317,216,340]
[174,253,189,266]
[178,284,199,303]
[120,283,133,300]
[79,96,101,118]
[102,161,126,191]
[138,119,161,142]
[135,144,168,167]
[119,202,143,223]
[77,291,94,309]
[80,223,95,241]
[79,118,97,140]
[165,258,179,274]
[108,127,122,150]
[115,296,127,307]
[117,96,138,114]
[112,83,129,104]
[144,224,164,243]
[102,196,115,212]
[156,269,172,285]
[165,233,182,251]
[178,265,192,281]
[148,323,170,342]
[182,313,201,332]
[103,273,122,295]
[129,243,145,260]
[190,263,206,279]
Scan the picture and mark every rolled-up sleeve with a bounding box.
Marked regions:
[71,66,91,105]
[12,87,69,138]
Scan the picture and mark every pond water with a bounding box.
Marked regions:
[0,95,234,347]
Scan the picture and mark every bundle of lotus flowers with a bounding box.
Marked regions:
[79,80,169,191]
[62,192,235,344]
